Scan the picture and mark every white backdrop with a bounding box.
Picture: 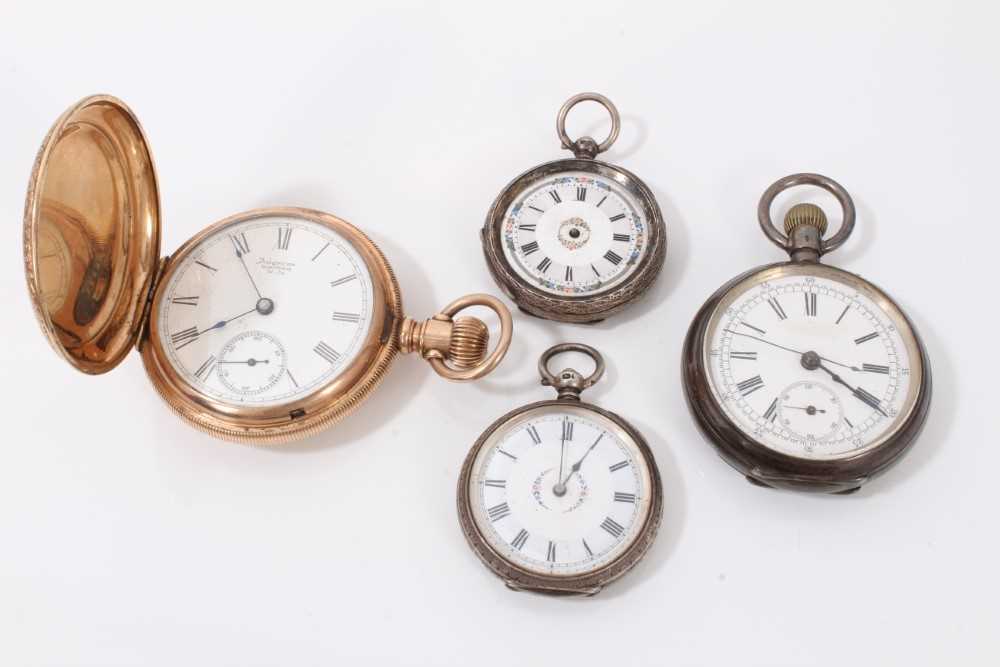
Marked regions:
[2,1,997,665]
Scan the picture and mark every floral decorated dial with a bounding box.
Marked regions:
[468,408,653,577]
[501,172,648,296]
[704,273,917,460]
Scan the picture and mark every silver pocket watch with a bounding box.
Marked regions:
[457,344,663,594]
[481,93,667,323]
[682,173,932,493]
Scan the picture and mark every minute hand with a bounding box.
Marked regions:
[813,359,888,417]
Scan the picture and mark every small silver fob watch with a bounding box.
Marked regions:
[481,93,667,323]
[458,344,663,595]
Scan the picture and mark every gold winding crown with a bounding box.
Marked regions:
[448,317,490,369]
[783,203,828,237]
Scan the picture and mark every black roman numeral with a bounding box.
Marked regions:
[332,312,361,323]
[547,541,557,562]
[740,321,767,335]
[737,375,765,396]
[518,224,536,231]
[576,186,587,201]
[330,274,357,288]
[854,332,879,345]
[596,195,607,208]
[521,241,540,256]
[484,479,506,488]
[277,226,292,250]
[172,296,199,306]
[194,355,216,380]
[730,351,757,360]
[609,213,626,222]
[528,205,544,213]
[526,424,541,445]
[763,397,778,422]
[537,257,552,273]
[836,304,850,324]
[170,327,200,350]
[313,341,340,364]
[549,190,562,204]
[844,417,854,428]
[767,297,787,320]
[582,539,593,557]
[286,369,299,388]
[487,502,511,522]
[229,232,250,255]
[562,419,574,441]
[498,449,517,461]
[609,460,629,473]
[591,263,600,277]
[612,233,631,242]
[511,529,529,550]
[804,292,817,317]
[600,517,625,538]
[614,492,636,504]
[604,250,623,265]
[862,363,890,374]
[195,260,217,273]
[565,266,573,282]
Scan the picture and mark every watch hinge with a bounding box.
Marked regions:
[135,255,170,352]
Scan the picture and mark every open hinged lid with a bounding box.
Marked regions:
[23,95,161,375]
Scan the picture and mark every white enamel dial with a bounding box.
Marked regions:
[704,269,921,460]
[501,171,648,296]
[468,407,653,577]
[155,215,375,407]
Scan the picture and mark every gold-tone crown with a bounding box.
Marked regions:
[783,203,828,237]
[447,317,489,369]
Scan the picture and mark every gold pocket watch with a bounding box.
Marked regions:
[481,93,667,323]
[23,94,513,444]
[458,344,662,595]
[683,173,931,493]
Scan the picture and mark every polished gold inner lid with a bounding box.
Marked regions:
[23,95,161,374]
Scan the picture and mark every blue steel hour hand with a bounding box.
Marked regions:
[202,307,256,333]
